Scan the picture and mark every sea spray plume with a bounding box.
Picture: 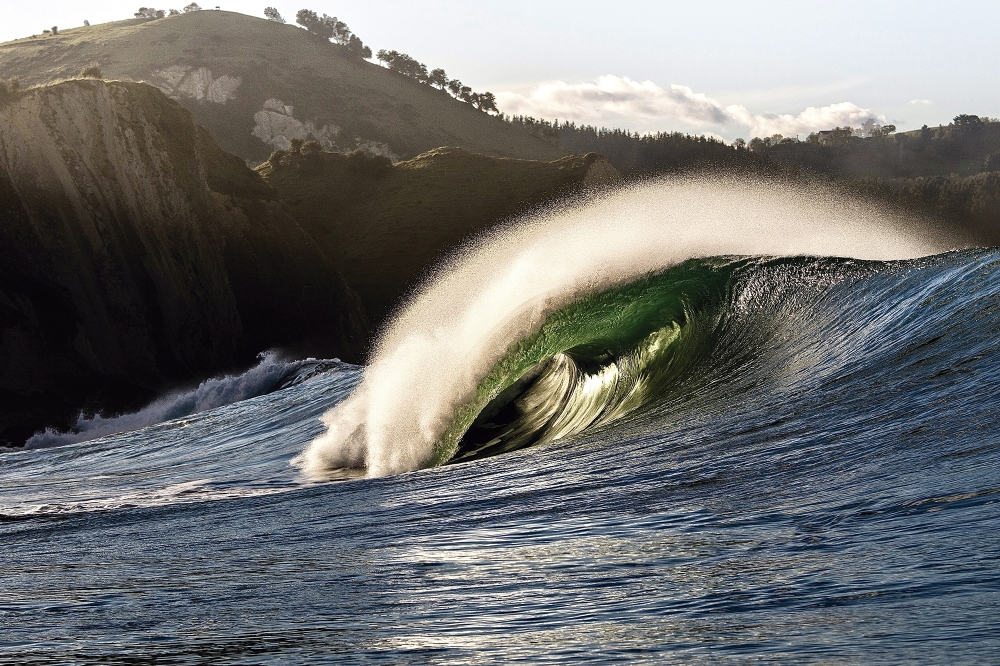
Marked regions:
[296,176,962,478]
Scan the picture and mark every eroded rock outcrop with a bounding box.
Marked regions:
[151,65,242,104]
[251,98,397,160]
[0,80,367,445]
[252,99,341,152]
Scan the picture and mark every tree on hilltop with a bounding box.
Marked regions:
[295,9,320,31]
[954,114,983,129]
[429,68,448,89]
[296,8,370,58]
[475,92,498,114]
[953,114,984,139]
[376,49,396,67]
[295,9,345,41]
[183,2,202,11]
[346,34,372,59]
[868,124,897,138]
[328,17,351,44]
[135,7,166,18]
[264,6,285,22]
[373,43,497,112]
[377,50,428,80]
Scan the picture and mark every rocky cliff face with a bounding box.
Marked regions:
[258,146,620,325]
[0,80,367,445]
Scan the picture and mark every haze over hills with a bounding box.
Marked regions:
[0,10,565,164]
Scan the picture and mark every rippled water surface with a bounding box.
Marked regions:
[2,251,1000,663]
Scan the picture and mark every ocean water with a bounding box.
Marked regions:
[2,248,999,663]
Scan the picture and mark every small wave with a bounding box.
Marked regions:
[0,479,293,520]
[24,352,345,450]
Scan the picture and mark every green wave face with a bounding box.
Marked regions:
[435,258,745,465]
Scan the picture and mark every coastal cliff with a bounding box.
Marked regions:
[0,79,367,445]
[258,146,620,325]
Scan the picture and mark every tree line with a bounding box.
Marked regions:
[262,8,498,112]
[262,8,499,112]
[501,112,1000,240]
[289,9,371,59]
[135,3,203,18]
[504,116,751,174]
[373,50,497,113]
[131,5,498,114]
[751,114,1000,181]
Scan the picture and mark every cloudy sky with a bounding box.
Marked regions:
[5,1,998,140]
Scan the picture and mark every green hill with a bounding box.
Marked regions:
[258,146,619,324]
[0,10,565,164]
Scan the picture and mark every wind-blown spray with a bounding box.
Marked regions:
[296,176,960,477]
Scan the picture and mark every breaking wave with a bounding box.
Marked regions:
[297,176,962,477]
[25,352,345,449]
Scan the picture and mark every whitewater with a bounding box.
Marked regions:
[2,177,998,663]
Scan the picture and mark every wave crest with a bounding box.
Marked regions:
[296,176,959,478]
[26,352,343,449]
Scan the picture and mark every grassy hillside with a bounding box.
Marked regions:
[0,11,564,163]
[258,145,619,325]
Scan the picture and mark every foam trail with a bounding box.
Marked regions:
[297,176,964,477]
[26,352,338,449]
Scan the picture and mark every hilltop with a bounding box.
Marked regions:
[0,79,366,445]
[0,10,565,164]
[258,145,619,324]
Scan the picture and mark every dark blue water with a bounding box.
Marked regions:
[2,250,999,663]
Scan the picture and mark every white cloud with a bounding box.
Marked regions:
[909,99,933,105]
[741,102,885,137]
[496,76,733,126]
[496,75,883,138]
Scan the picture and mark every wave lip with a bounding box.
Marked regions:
[298,176,959,478]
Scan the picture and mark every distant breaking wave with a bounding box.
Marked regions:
[25,352,345,449]
[297,175,965,478]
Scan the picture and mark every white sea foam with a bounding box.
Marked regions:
[25,352,339,450]
[297,176,966,478]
